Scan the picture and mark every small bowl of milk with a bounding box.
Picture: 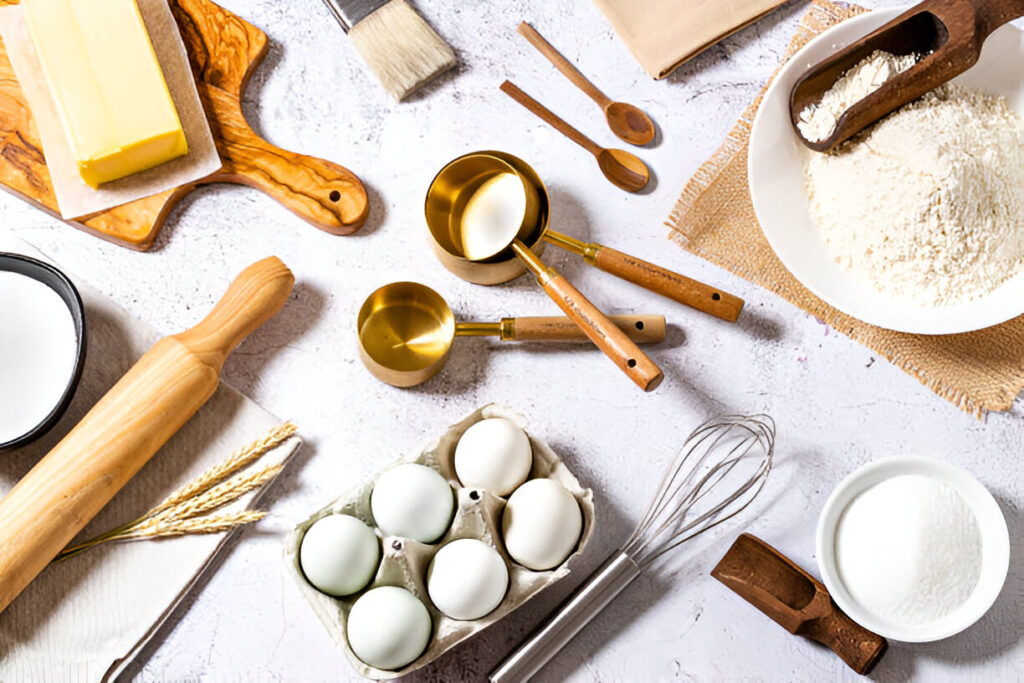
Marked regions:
[0,253,86,451]
[817,456,1010,642]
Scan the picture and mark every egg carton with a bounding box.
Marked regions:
[284,403,595,679]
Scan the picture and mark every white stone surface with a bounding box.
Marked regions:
[1,1,1020,680]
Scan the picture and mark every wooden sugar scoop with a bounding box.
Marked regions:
[711,533,887,675]
[790,0,1024,151]
[0,257,294,613]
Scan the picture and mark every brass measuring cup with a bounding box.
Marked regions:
[425,152,663,392]
[357,282,666,387]
[428,151,743,322]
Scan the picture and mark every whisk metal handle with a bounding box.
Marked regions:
[489,552,642,682]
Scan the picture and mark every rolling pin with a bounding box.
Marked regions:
[0,256,294,613]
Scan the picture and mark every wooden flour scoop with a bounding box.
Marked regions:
[790,0,1024,151]
[0,256,294,614]
[0,0,369,249]
[712,533,887,675]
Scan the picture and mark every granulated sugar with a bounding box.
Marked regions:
[835,474,982,626]
[804,84,1024,307]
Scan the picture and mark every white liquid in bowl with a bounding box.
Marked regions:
[0,271,78,443]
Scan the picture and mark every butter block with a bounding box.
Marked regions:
[22,0,188,188]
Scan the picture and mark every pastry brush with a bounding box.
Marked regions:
[323,0,456,101]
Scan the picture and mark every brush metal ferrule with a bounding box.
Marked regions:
[489,552,642,682]
[321,0,386,32]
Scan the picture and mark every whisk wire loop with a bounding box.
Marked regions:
[622,414,775,569]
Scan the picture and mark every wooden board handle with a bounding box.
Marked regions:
[509,314,665,343]
[219,134,369,236]
[0,257,294,614]
[517,22,610,107]
[176,256,294,370]
[590,246,744,322]
[500,80,602,156]
[538,270,663,391]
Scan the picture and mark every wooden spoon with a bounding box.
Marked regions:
[500,80,650,193]
[790,0,1024,151]
[517,22,655,146]
[712,534,888,675]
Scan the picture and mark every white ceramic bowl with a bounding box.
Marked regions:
[816,456,1010,642]
[748,9,1024,334]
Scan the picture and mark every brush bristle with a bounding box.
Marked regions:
[348,0,457,101]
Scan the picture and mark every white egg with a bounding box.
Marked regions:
[454,417,533,496]
[502,478,582,570]
[427,538,509,620]
[347,586,432,670]
[371,463,454,543]
[299,514,379,596]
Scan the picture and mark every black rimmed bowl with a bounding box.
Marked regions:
[0,253,87,452]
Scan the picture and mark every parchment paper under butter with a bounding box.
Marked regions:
[0,0,221,220]
[0,235,301,681]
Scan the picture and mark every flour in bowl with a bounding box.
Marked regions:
[804,84,1024,307]
[797,50,918,142]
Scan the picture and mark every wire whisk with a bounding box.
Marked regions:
[490,414,776,683]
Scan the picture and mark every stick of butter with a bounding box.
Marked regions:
[22,0,188,188]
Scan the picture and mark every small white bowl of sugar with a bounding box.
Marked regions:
[816,455,1009,642]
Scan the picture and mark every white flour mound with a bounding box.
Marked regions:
[797,50,918,142]
[805,84,1024,307]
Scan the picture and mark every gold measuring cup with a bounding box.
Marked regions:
[428,150,743,322]
[357,282,666,387]
[425,152,663,392]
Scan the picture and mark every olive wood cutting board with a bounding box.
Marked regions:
[0,0,369,250]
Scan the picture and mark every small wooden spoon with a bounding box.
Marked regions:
[518,22,655,146]
[500,80,650,193]
[712,534,888,675]
[790,0,1024,151]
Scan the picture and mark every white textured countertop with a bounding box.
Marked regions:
[2,0,1020,680]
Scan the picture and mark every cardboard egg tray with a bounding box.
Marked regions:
[284,403,595,679]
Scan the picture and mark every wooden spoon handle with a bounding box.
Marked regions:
[517,22,610,107]
[216,134,369,236]
[500,80,603,156]
[589,246,744,322]
[977,0,1024,38]
[508,314,665,343]
[800,607,889,675]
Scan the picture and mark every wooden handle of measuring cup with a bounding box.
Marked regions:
[0,257,294,614]
[510,314,666,343]
[590,246,744,322]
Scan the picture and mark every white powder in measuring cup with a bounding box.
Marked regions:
[835,474,982,626]
[0,271,78,443]
[797,50,918,142]
[804,84,1024,306]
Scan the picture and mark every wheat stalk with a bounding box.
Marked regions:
[53,422,296,563]
[148,463,282,524]
[150,421,296,516]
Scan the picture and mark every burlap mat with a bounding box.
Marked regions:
[668,0,1024,416]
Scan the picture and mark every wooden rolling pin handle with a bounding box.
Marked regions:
[591,246,744,322]
[800,605,889,675]
[510,314,666,343]
[177,256,295,370]
[540,271,663,391]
